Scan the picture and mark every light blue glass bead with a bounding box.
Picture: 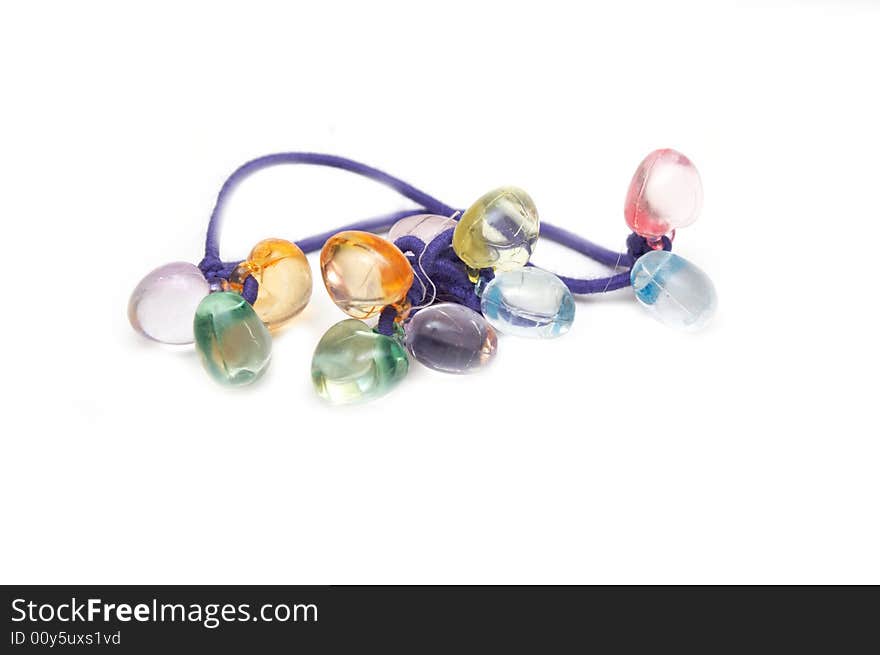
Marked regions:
[630,251,716,330]
[480,268,575,338]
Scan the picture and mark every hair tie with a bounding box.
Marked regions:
[128,149,716,402]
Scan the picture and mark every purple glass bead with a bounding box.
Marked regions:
[128,261,210,344]
[404,303,497,374]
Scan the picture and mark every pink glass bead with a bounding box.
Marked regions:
[388,214,457,245]
[624,149,703,240]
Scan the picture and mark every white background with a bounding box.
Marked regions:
[1,0,877,584]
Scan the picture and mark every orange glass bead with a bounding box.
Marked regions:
[320,231,414,319]
[231,238,312,330]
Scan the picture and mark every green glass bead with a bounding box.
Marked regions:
[311,319,409,404]
[193,292,272,386]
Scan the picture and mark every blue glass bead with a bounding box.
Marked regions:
[630,251,716,330]
[480,268,575,338]
[405,303,497,374]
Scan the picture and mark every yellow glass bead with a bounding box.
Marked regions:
[320,231,414,319]
[452,187,539,271]
[231,238,312,330]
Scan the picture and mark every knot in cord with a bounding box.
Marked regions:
[197,255,259,305]
[376,228,494,336]
[197,254,230,284]
[625,232,673,261]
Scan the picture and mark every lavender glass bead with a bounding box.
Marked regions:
[129,261,210,344]
[388,214,457,245]
[480,268,575,338]
[404,303,497,374]
[630,251,716,330]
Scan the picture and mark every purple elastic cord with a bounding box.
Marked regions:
[197,152,670,308]
[198,153,455,302]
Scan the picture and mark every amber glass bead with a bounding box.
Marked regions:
[230,238,312,330]
[319,231,414,319]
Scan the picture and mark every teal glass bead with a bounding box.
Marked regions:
[480,268,575,338]
[311,319,409,404]
[630,250,716,330]
[193,292,272,386]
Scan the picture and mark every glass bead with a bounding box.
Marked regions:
[480,268,575,338]
[320,231,414,319]
[404,303,497,374]
[231,238,311,330]
[193,291,272,386]
[452,187,539,271]
[388,214,457,245]
[311,319,409,404]
[128,261,210,345]
[630,251,716,330]
[624,148,703,239]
